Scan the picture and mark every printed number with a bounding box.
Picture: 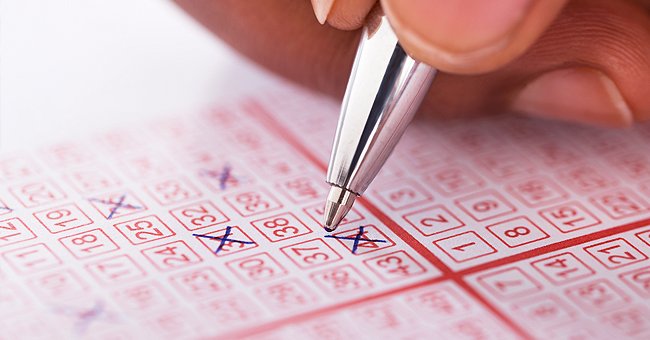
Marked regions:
[505,227,530,238]
[364,251,426,282]
[10,181,65,208]
[328,225,394,255]
[226,253,287,283]
[267,218,296,235]
[585,238,648,269]
[146,178,200,205]
[434,232,497,263]
[252,213,311,242]
[195,226,257,257]
[170,201,229,231]
[0,218,35,246]
[428,166,484,195]
[59,229,118,259]
[280,177,321,203]
[120,153,172,180]
[295,247,328,263]
[486,217,549,248]
[43,143,90,166]
[375,182,431,210]
[0,156,38,180]
[403,205,464,236]
[142,241,202,271]
[28,270,86,300]
[377,256,409,273]
[540,203,600,233]
[33,204,94,234]
[129,221,164,239]
[531,253,595,285]
[66,168,120,194]
[478,153,531,179]
[560,165,614,193]
[255,281,312,309]
[515,296,574,327]
[238,192,268,212]
[591,191,647,219]
[620,266,650,297]
[170,267,229,298]
[3,244,61,273]
[123,284,174,311]
[456,191,515,221]
[605,307,650,335]
[474,200,497,212]
[225,189,281,217]
[113,283,170,311]
[281,239,342,269]
[114,215,175,245]
[199,296,258,324]
[477,268,541,299]
[509,178,566,206]
[406,287,469,319]
[310,265,370,294]
[535,142,579,166]
[566,280,628,312]
[85,255,145,284]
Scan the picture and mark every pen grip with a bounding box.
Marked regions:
[326,15,436,195]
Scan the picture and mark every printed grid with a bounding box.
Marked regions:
[245,92,650,339]
[1,89,649,339]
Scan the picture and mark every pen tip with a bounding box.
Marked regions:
[323,186,356,232]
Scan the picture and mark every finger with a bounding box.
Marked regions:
[381,0,568,74]
[174,0,358,97]
[311,0,377,30]
[174,0,650,128]
[423,0,650,127]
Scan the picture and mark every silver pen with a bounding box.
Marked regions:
[323,11,437,231]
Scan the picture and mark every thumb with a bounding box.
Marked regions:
[381,0,568,74]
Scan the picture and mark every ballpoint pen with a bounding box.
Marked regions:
[323,10,437,231]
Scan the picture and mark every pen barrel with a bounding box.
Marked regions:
[326,15,436,195]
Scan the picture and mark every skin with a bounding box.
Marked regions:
[173,0,650,128]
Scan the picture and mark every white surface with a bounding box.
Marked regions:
[0,0,277,151]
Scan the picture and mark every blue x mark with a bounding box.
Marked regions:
[53,300,109,335]
[199,164,234,190]
[193,226,255,254]
[324,226,387,254]
[88,194,141,219]
[74,301,105,334]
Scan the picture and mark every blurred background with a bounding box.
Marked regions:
[0,0,281,150]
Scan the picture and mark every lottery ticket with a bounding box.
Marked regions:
[1,84,650,339]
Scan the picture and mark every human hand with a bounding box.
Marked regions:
[175,0,650,127]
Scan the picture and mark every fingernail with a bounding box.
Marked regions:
[512,67,633,127]
[311,0,336,24]
[383,0,533,57]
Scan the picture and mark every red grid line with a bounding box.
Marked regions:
[220,276,446,339]
[241,99,650,339]
[457,216,650,277]
[244,100,533,339]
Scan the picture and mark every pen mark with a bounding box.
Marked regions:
[199,164,237,190]
[74,301,105,334]
[193,226,255,254]
[218,165,232,190]
[0,205,12,213]
[324,226,387,254]
[52,300,114,335]
[88,194,142,219]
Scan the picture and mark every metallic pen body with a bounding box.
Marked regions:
[323,14,436,231]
